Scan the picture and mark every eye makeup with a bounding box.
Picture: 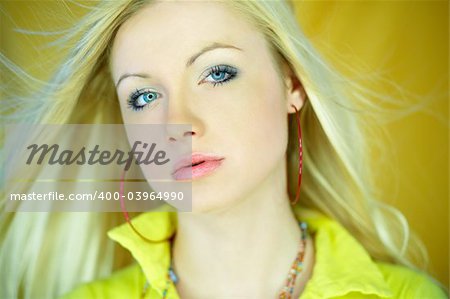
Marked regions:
[127,88,161,111]
[198,64,239,87]
[126,64,240,111]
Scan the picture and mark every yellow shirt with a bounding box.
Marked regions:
[61,206,448,299]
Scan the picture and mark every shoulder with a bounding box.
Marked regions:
[376,262,448,298]
[59,263,143,299]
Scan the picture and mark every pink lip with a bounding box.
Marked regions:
[172,153,225,181]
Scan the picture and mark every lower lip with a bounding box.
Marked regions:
[172,159,224,181]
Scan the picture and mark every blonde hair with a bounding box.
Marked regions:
[0,0,442,298]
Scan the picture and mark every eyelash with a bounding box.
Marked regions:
[127,64,239,111]
[199,64,239,87]
[127,88,160,112]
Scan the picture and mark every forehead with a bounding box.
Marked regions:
[110,1,268,75]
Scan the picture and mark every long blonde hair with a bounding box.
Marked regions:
[0,0,440,298]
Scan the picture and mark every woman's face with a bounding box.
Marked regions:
[110,1,301,212]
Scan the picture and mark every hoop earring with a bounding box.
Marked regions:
[290,104,303,205]
[119,169,155,243]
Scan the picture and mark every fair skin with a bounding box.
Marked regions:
[110,1,313,298]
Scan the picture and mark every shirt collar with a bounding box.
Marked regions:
[107,205,393,298]
[295,207,393,298]
[107,205,177,294]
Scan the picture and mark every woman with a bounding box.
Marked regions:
[1,1,447,298]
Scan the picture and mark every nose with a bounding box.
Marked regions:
[167,129,195,142]
[165,89,203,143]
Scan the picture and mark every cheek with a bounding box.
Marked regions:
[222,81,287,195]
[249,93,287,160]
[238,68,287,144]
[119,101,164,124]
[220,68,288,168]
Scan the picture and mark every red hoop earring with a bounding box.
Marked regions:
[119,169,154,242]
[290,105,303,205]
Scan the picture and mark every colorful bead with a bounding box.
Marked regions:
[144,220,308,299]
[169,267,178,284]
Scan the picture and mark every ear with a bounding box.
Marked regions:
[282,63,307,114]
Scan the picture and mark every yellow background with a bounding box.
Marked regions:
[1,0,448,288]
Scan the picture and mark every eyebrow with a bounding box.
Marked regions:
[115,73,150,88]
[115,42,242,88]
[185,42,242,67]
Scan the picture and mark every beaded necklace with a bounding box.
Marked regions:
[141,221,308,299]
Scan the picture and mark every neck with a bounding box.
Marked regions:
[172,161,314,298]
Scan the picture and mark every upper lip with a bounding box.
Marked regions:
[172,153,225,174]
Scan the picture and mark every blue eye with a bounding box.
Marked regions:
[200,65,238,86]
[127,89,160,111]
[211,71,226,81]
